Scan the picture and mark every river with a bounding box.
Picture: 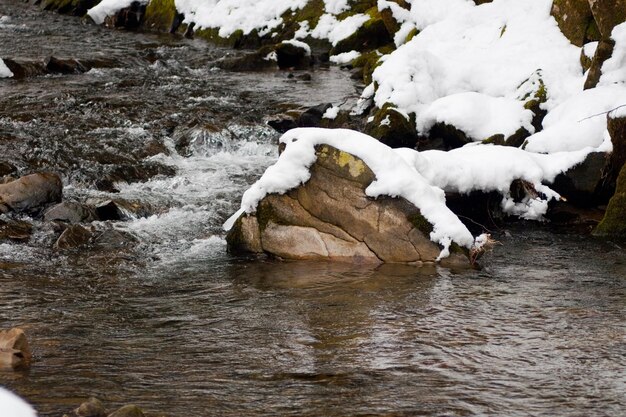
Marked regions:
[0,1,625,416]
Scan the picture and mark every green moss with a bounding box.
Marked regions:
[331,7,393,55]
[195,28,248,48]
[365,103,418,148]
[144,0,176,31]
[482,134,505,145]
[499,24,507,37]
[408,212,434,235]
[594,163,626,237]
[351,47,394,84]
[256,198,279,231]
[405,28,419,43]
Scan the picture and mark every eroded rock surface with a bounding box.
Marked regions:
[227,145,468,266]
[0,328,32,370]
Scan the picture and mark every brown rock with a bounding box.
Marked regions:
[44,202,99,223]
[227,145,469,266]
[551,0,594,46]
[0,172,62,213]
[588,0,626,40]
[107,405,145,417]
[584,39,615,89]
[0,328,32,369]
[54,224,93,250]
[77,397,106,417]
[0,219,33,242]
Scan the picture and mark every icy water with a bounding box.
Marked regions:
[1,2,625,417]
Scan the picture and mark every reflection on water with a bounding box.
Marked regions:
[1,228,625,417]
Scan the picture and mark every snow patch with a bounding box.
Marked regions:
[0,58,13,78]
[281,39,311,56]
[599,22,626,85]
[310,13,369,46]
[329,50,361,64]
[0,387,36,417]
[322,106,340,119]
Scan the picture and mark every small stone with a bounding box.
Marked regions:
[0,172,63,214]
[77,397,106,417]
[107,404,145,417]
[0,328,32,370]
[44,202,99,223]
[54,225,93,250]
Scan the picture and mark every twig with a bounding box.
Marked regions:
[577,104,626,122]
[456,214,495,234]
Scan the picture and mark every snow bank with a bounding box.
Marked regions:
[323,0,349,14]
[371,0,581,135]
[416,92,535,140]
[524,85,626,153]
[175,0,306,37]
[0,387,36,417]
[87,0,148,25]
[0,58,13,78]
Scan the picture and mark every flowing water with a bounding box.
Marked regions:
[0,2,625,416]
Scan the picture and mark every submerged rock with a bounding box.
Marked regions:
[107,404,145,417]
[44,202,99,223]
[54,224,93,249]
[0,172,62,214]
[76,397,106,417]
[227,145,469,266]
[275,41,312,70]
[0,219,33,243]
[0,328,32,370]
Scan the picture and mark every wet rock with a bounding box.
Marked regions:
[54,224,93,249]
[106,1,147,30]
[76,397,106,417]
[0,328,32,370]
[0,219,33,242]
[0,172,63,214]
[274,41,312,70]
[584,39,614,90]
[298,103,332,128]
[44,202,99,223]
[93,228,138,249]
[602,113,626,192]
[44,56,90,74]
[594,163,626,237]
[214,46,277,72]
[95,199,152,221]
[552,151,608,206]
[107,405,145,417]
[0,161,17,177]
[227,145,469,266]
[366,105,418,149]
[0,58,47,79]
[183,21,195,39]
[267,117,298,134]
[95,162,176,192]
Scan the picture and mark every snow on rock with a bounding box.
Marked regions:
[323,0,350,14]
[281,39,311,56]
[174,0,307,37]
[329,50,361,64]
[87,0,147,25]
[310,13,370,46]
[227,128,476,254]
[0,387,36,417]
[0,58,13,78]
[322,106,340,119]
[371,0,582,135]
[524,85,626,153]
[416,92,535,140]
[599,22,626,85]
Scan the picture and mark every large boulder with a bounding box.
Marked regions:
[0,328,32,370]
[588,0,626,40]
[0,172,62,213]
[227,145,469,266]
[551,0,594,46]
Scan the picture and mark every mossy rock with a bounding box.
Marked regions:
[275,42,312,69]
[331,8,393,55]
[597,114,626,200]
[520,72,548,132]
[594,163,626,237]
[584,39,615,90]
[550,0,594,47]
[350,45,394,84]
[365,104,418,148]
[213,45,277,71]
[580,47,594,72]
[588,0,626,40]
[425,122,470,150]
[143,0,176,31]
